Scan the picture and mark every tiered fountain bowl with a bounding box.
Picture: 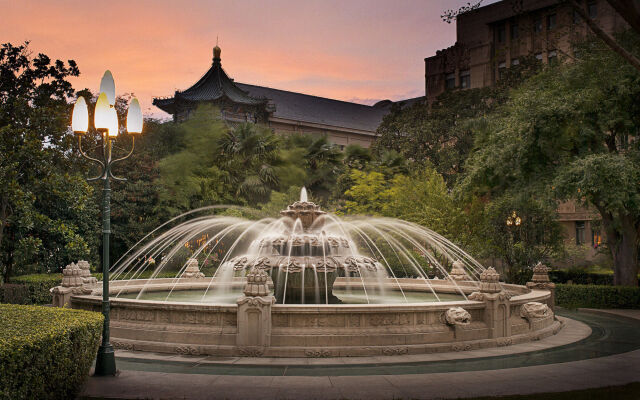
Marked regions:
[55,188,561,357]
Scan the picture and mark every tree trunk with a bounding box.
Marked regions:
[599,207,639,286]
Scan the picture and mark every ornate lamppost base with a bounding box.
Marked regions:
[95,343,117,376]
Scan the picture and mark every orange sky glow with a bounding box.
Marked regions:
[2,0,491,118]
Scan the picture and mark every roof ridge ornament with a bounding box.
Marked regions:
[213,40,221,63]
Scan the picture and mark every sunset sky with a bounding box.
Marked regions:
[2,0,497,118]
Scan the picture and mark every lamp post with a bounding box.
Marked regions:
[71,71,143,376]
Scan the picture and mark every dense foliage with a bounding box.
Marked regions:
[460,33,640,285]
[0,42,98,281]
[0,304,103,400]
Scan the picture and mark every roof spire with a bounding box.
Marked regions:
[213,37,221,63]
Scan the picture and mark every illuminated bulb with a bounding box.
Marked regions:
[106,106,119,138]
[126,97,143,134]
[99,70,116,105]
[94,92,111,131]
[71,96,88,133]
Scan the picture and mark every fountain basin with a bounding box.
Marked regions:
[68,278,559,357]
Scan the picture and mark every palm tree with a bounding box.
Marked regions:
[220,123,280,204]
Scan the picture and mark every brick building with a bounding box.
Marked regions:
[424,0,628,262]
[425,0,627,102]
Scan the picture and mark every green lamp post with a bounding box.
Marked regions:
[71,71,143,376]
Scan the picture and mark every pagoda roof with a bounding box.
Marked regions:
[236,83,389,134]
[153,46,266,114]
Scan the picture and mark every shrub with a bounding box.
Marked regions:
[556,284,640,309]
[2,274,63,305]
[0,304,103,400]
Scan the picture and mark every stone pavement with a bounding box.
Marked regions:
[80,309,640,400]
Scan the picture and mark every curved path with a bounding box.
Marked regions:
[80,309,640,399]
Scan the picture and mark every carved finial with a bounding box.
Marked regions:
[213,43,221,61]
[478,267,502,293]
[243,267,270,297]
[531,262,551,283]
[181,258,205,279]
[449,260,468,281]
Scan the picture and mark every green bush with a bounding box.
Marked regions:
[2,274,62,305]
[556,284,640,309]
[0,304,103,400]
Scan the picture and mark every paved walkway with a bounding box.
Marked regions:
[80,309,640,400]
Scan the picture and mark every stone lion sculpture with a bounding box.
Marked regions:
[520,302,552,320]
[443,307,472,326]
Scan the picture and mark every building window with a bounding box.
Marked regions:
[588,1,597,18]
[511,23,519,40]
[576,221,586,245]
[548,50,558,64]
[535,52,543,61]
[498,61,506,80]
[511,58,520,66]
[591,229,602,248]
[497,24,506,43]
[534,18,543,33]
[547,14,556,30]
[445,73,455,89]
[460,70,471,89]
[573,9,581,24]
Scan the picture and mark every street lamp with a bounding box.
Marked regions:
[506,210,522,227]
[71,70,143,376]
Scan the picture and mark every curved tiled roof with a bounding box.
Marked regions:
[236,83,388,133]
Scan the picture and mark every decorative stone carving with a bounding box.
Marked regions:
[382,347,409,356]
[526,262,556,310]
[112,340,135,351]
[180,258,205,279]
[175,345,199,355]
[236,267,275,350]
[449,260,468,281]
[238,347,264,357]
[343,256,380,273]
[452,343,472,352]
[61,262,83,287]
[77,260,98,286]
[442,307,472,326]
[469,267,512,339]
[496,337,513,347]
[243,267,270,297]
[305,349,331,358]
[520,302,553,321]
[477,267,502,293]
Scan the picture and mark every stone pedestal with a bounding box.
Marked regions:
[181,258,205,279]
[469,267,511,339]
[236,267,275,354]
[527,262,556,310]
[449,260,469,281]
[51,260,95,307]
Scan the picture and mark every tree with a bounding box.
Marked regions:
[282,134,343,201]
[220,122,282,205]
[374,57,540,184]
[480,195,563,283]
[460,34,640,285]
[156,105,236,215]
[0,42,98,280]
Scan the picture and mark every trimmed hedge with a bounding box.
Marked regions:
[3,274,63,304]
[0,304,103,400]
[556,284,640,309]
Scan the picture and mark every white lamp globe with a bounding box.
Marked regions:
[126,98,143,134]
[72,96,88,133]
[94,92,111,131]
[99,70,116,106]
